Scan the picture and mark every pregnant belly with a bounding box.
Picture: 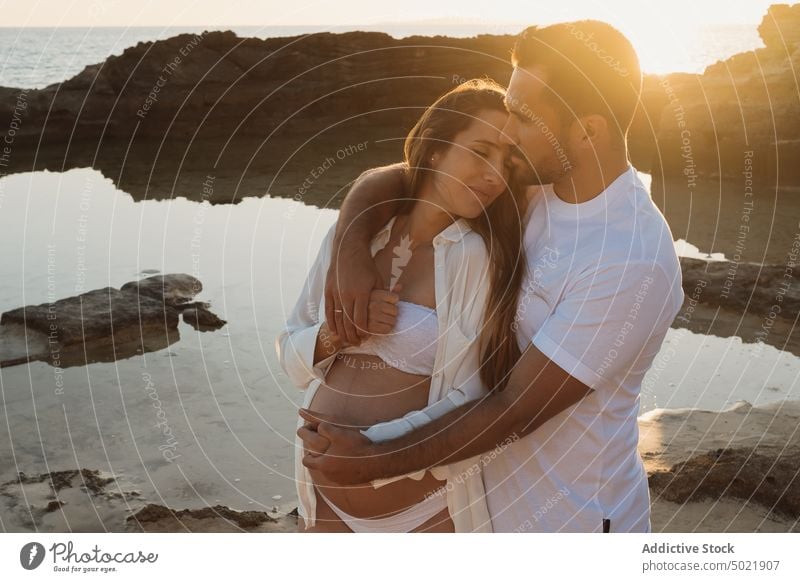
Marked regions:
[306,353,447,519]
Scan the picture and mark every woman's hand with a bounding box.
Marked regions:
[364,287,401,337]
[315,286,398,362]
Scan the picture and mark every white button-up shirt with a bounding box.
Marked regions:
[276,215,494,532]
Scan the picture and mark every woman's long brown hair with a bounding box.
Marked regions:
[402,79,528,391]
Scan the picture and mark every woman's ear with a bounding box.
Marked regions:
[419,127,438,166]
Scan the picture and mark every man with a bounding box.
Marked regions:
[298,20,684,532]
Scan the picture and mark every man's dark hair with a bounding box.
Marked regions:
[512,20,642,142]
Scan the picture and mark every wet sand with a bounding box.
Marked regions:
[3,399,796,533]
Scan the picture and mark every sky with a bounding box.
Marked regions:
[0,0,775,28]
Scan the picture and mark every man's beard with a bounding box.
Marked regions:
[510,147,569,186]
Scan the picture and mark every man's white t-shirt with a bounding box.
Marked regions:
[482,166,684,532]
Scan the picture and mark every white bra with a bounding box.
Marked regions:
[340,300,438,375]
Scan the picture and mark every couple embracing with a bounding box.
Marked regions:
[276,20,684,533]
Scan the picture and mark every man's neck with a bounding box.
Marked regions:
[552,156,630,204]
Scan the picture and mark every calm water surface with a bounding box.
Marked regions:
[0,167,797,530]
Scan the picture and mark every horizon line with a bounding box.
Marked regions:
[0,20,759,29]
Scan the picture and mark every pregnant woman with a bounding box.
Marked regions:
[276,79,527,532]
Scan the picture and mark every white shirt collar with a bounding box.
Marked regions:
[371,216,472,254]
[544,165,638,219]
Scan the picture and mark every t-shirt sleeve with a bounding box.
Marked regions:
[531,261,677,391]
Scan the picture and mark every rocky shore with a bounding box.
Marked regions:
[123,399,799,532]
[1,399,796,532]
[1,5,798,203]
[641,400,800,532]
[632,3,800,185]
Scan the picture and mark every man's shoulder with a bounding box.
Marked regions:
[615,182,681,268]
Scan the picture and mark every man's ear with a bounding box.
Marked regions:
[575,114,608,146]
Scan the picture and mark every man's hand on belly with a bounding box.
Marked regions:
[298,408,380,485]
[302,344,593,482]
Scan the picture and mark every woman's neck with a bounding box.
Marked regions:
[397,191,455,247]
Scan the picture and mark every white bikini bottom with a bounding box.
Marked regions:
[315,485,449,533]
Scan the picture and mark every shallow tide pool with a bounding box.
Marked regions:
[0,167,797,530]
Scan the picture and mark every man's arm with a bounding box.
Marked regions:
[299,343,592,484]
[300,260,677,485]
[325,163,408,346]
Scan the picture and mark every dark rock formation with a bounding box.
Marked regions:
[120,273,203,306]
[677,257,799,319]
[180,302,227,331]
[629,3,800,184]
[758,3,800,49]
[5,468,117,496]
[128,503,280,530]
[649,447,800,519]
[0,6,796,203]
[44,500,65,513]
[0,31,514,204]
[0,465,299,532]
[0,468,141,531]
[0,273,224,368]
[1,287,180,348]
[0,31,514,143]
